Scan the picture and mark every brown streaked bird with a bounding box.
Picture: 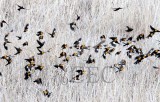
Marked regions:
[137,34,144,41]
[37,40,45,49]
[24,24,29,32]
[16,36,22,40]
[24,71,31,80]
[71,52,79,57]
[123,41,132,46]
[43,90,51,97]
[48,28,56,38]
[35,65,44,71]
[0,20,7,27]
[23,41,28,46]
[113,7,123,11]
[14,47,22,55]
[34,78,42,84]
[126,26,133,32]
[70,22,77,31]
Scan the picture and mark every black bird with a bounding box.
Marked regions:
[115,51,121,55]
[3,42,8,50]
[24,71,31,80]
[34,78,42,84]
[76,15,80,21]
[35,65,44,71]
[14,47,22,55]
[1,20,7,27]
[23,41,28,46]
[43,90,51,97]
[5,57,12,66]
[113,7,123,11]
[86,55,95,64]
[150,25,160,32]
[24,24,29,32]
[137,34,144,41]
[70,22,77,31]
[37,48,45,55]
[76,70,85,75]
[17,5,26,11]
[146,32,155,38]
[25,56,35,63]
[126,26,133,32]
[48,28,56,38]
[153,66,159,69]
[74,38,82,45]
[0,72,2,76]
[16,36,22,40]
[37,40,45,48]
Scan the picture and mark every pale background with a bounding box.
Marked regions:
[0,0,160,102]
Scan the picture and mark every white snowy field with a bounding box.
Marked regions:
[0,0,160,102]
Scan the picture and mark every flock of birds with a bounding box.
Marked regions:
[0,5,160,98]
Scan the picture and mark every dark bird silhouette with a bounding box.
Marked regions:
[126,26,133,32]
[37,40,45,48]
[153,66,159,69]
[3,42,8,50]
[24,24,29,32]
[137,34,144,41]
[113,7,123,11]
[25,56,35,63]
[54,64,65,71]
[86,55,95,64]
[76,15,80,21]
[5,57,12,66]
[17,5,26,11]
[23,41,28,46]
[37,48,45,55]
[115,51,121,55]
[48,28,56,38]
[16,36,22,40]
[14,47,22,55]
[70,22,77,31]
[43,90,51,97]
[35,65,44,71]
[146,32,155,38]
[24,71,31,80]
[0,20,7,27]
[0,72,2,76]
[150,25,160,32]
[34,78,42,84]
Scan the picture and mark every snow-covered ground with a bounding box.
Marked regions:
[0,0,160,102]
